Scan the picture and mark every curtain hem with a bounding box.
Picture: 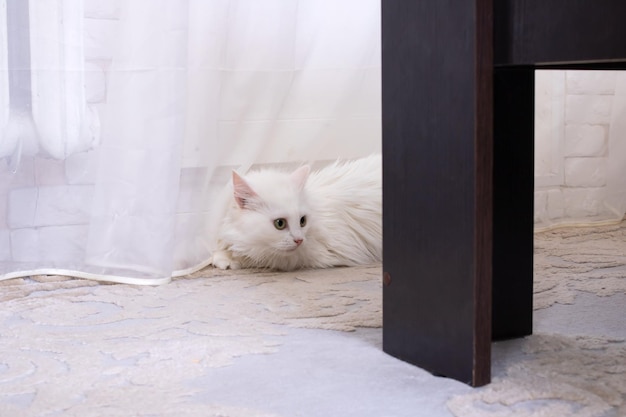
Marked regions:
[0,268,172,286]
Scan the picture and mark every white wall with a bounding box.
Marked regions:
[534,70,625,229]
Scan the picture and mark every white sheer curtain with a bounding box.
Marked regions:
[0,0,381,284]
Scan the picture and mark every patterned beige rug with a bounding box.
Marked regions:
[448,334,625,417]
[0,222,624,416]
[534,222,626,309]
[449,221,626,417]
[0,266,381,416]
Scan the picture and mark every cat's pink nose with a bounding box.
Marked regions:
[294,238,303,246]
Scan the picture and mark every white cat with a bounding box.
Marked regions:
[210,154,382,271]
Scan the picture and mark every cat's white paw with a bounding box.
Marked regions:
[210,250,241,270]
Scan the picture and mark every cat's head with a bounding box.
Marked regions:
[227,165,312,263]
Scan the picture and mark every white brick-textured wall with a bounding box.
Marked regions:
[564,124,606,157]
[564,157,607,188]
[565,95,613,124]
[0,230,11,261]
[546,189,566,220]
[535,70,622,228]
[562,187,606,219]
[566,71,617,95]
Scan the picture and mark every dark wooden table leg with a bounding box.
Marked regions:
[382,0,626,390]
[492,67,534,339]
[382,0,493,386]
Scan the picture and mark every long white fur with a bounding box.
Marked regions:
[210,154,382,271]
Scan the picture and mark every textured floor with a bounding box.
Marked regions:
[0,222,625,417]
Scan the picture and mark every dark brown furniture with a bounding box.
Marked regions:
[382,0,626,386]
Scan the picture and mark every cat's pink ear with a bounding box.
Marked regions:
[291,165,310,190]
[232,171,257,209]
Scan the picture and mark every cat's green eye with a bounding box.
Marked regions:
[274,218,287,230]
[300,216,307,227]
